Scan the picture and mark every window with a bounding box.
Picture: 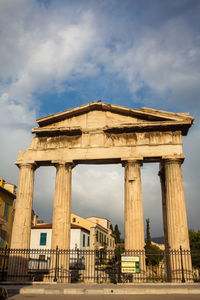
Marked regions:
[40,233,47,246]
[4,202,9,221]
[72,218,76,222]
[107,238,109,245]
[96,231,98,242]
[0,230,6,248]
[102,234,104,246]
[88,236,90,247]
[83,234,85,247]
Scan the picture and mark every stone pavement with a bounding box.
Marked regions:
[1,283,200,296]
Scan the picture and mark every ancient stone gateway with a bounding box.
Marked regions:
[11,101,194,280]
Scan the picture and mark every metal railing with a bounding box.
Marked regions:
[0,247,199,283]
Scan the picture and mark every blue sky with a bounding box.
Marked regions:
[0,0,200,237]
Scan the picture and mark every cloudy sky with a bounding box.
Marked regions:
[0,0,200,238]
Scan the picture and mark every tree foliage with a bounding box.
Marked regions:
[145,218,151,249]
[189,229,200,268]
[114,224,121,244]
[110,223,114,234]
[145,219,164,266]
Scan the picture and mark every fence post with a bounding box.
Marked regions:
[54,246,59,282]
[180,246,185,283]
[1,245,7,281]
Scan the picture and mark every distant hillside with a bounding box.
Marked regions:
[152,236,164,244]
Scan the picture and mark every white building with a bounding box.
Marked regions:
[30,223,90,250]
[30,214,115,251]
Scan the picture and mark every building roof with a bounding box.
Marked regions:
[33,101,194,136]
[86,216,110,222]
[0,186,16,199]
[36,101,194,126]
[32,223,90,233]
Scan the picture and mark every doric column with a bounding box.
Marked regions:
[159,164,169,249]
[51,161,73,250]
[123,160,145,251]
[10,162,37,249]
[160,158,192,282]
[159,163,171,281]
[163,158,190,250]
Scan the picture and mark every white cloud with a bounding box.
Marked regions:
[0,0,199,238]
[97,18,200,109]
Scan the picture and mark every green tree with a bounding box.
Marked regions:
[189,229,200,268]
[114,224,121,244]
[110,223,114,233]
[145,218,164,266]
[145,218,151,249]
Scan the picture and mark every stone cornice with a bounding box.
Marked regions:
[103,120,193,136]
[32,126,82,137]
[36,101,194,127]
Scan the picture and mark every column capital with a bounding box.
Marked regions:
[121,158,143,168]
[15,161,38,170]
[161,155,185,165]
[52,160,76,169]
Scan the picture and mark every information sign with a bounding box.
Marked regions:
[121,256,140,273]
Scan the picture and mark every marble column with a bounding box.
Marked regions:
[123,160,145,281]
[159,164,169,249]
[124,160,145,251]
[163,158,190,250]
[161,158,192,281]
[159,163,171,281]
[51,162,73,250]
[8,162,36,280]
[10,162,37,249]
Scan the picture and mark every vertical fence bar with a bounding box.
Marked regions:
[54,246,58,282]
[1,246,7,281]
[180,246,186,283]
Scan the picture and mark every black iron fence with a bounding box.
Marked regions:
[0,247,199,283]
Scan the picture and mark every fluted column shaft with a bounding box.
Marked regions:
[159,165,169,249]
[124,160,145,250]
[10,163,36,249]
[164,159,190,250]
[51,162,73,250]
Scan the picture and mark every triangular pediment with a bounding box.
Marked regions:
[33,101,194,136]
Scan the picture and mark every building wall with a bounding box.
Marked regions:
[0,179,15,248]
[30,213,115,251]
[71,213,94,231]
[87,216,110,230]
[30,228,52,249]
[71,214,115,250]
[94,226,115,250]
[30,228,90,250]
[86,217,115,250]
[71,229,90,250]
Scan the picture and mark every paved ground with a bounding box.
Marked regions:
[2,283,200,297]
[8,295,200,300]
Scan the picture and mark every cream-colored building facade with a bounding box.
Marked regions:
[30,213,115,251]
[10,101,194,280]
[71,214,115,250]
[0,179,16,248]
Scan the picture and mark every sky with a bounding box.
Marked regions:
[0,0,200,238]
